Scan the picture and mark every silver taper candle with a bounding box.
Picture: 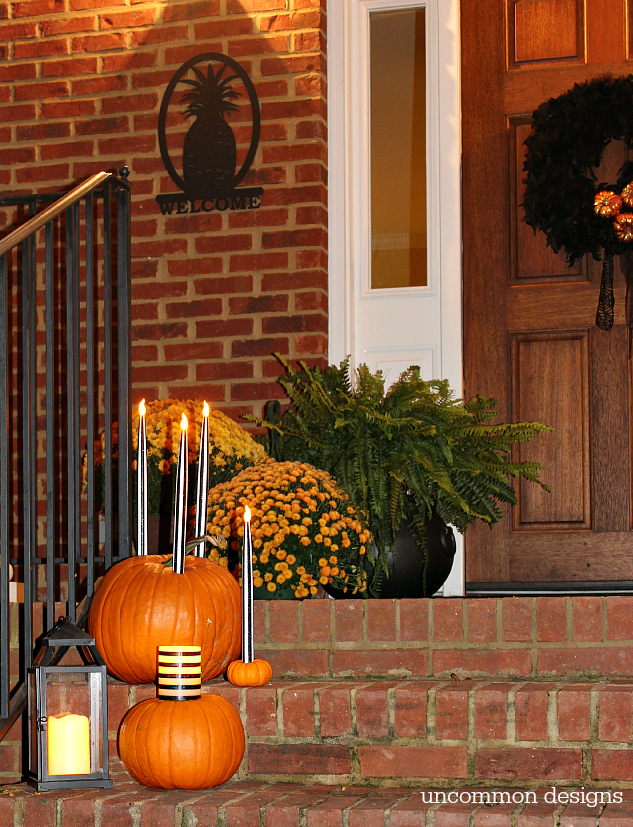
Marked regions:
[194,401,209,557]
[137,399,148,556]
[172,413,188,574]
[242,504,254,663]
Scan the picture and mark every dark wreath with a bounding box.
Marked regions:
[523,74,633,331]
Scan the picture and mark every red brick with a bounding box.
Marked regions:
[262,228,326,249]
[268,601,299,643]
[607,596,633,641]
[76,116,129,136]
[433,649,532,679]
[229,207,289,228]
[517,797,562,827]
[466,599,497,643]
[0,146,35,164]
[560,802,608,827]
[515,683,551,741]
[599,686,633,742]
[264,791,328,827]
[393,682,429,737]
[593,749,633,781]
[474,685,510,740]
[41,56,97,76]
[41,100,96,118]
[100,8,156,27]
[538,648,633,677]
[536,597,567,642]
[103,52,157,71]
[572,596,603,642]
[14,38,68,58]
[262,271,327,292]
[0,103,36,122]
[601,800,633,825]
[196,234,254,254]
[194,17,252,38]
[72,32,126,52]
[165,298,222,318]
[556,685,592,741]
[248,743,350,775]
[334,601,364,642]
[164,213,223,235]
[367,599,396,642]
[435,684,469,740]
[17,163,69,183]
[0,61,37,80]
[232,380,281,401]
[21,796,57,826]
[197,319,254,339]
[319,684,353,736]
[356,684,391,737]
[107,681,131,732]
[476,748,582,780]
[40,15,96,34]
[433,599,463,642]
[389,796,436,827]
[245,685,277,735]
[474,802,519,827]
[262,314,327,334]
[296,333,327,356]
[295,291,328,312]
[0,20,36,40]
[502,597,533,642]
[230,295,289,315]
[398,598,429,641]
[194,275,253,296]
[333,649,428,678]
[197,362,254,381]
[232,337,289,358]
[348,793,418,827]
[283,684,315,736]
[101,92,157,113]
[230,251,288,271]
[358,745,468,779]
[301,599,330,642]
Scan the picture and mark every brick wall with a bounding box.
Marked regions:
[0,0,328,420]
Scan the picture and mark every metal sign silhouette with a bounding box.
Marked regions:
[156,52,263,215]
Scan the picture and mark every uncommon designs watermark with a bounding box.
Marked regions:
[419,788,623,808]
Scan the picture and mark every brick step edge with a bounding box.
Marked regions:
[1,780,633,827]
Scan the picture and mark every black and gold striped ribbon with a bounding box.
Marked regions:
[157,646,202,700]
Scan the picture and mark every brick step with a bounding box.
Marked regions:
[4,678,633,788]
[108,677,633,788]
[255,596,633,679]
[1,780,632,826]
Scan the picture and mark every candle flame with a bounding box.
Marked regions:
[203,401,209,417]
[139,399,146,416]
[244,505,251,522]
[181,413,188,430]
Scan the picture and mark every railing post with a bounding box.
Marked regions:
[117,168,132,558]
[0,254,9,720]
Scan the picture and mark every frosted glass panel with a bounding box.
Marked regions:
[370,8,427,290]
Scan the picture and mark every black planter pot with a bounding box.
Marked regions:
[326,509,456,599]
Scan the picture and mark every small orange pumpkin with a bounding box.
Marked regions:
[118,693,244,789]
[227,658,273,687]
[88,554,241,684]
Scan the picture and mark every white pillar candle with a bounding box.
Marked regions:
[47,713,90,776]
[172,413,188,574]
[194,401,209,557]
[242,504,254,663]
[137,399,148,556]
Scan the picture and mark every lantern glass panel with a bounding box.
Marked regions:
[44,669,103,776]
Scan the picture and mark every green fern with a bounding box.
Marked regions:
[247,355,552,595]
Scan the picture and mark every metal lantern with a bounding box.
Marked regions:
[27,617,113,791]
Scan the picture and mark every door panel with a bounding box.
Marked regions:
[511,332,590,529]
[462,0,633,584]
[510,0,584,66]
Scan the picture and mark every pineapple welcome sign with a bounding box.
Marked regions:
[156,52,263,216]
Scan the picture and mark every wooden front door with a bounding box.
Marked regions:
[462,0,633,585]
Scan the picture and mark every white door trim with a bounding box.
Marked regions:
[327,0,464,595]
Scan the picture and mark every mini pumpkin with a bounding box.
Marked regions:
[88,554,241,684]
[594,190,622,218]
[118,693,245,789]
[614,213,633,243]
[227,658,273,687]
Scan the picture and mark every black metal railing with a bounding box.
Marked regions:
[0,168,132,740]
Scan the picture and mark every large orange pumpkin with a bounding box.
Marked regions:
[88,555,241,684]
[118,693,245,789]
